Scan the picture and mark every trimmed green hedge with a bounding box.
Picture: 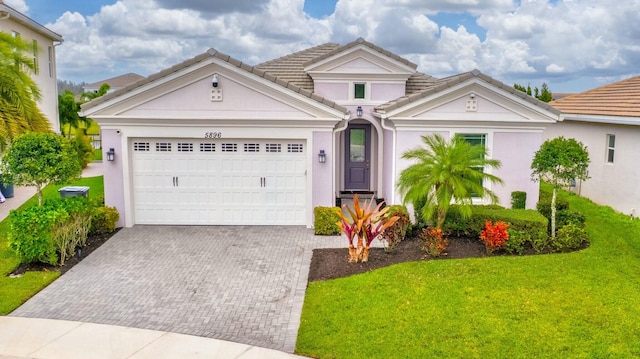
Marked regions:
[444,205,548,248]
[314,206,342,235]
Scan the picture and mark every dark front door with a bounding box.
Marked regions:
[345,124,371,190]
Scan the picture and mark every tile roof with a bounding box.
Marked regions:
[84,73,145,89]
[551,76,640,118]
[81,49,348,114]
[375,69,561,115]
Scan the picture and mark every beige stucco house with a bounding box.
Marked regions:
[0,0,63,132]
[544,76,640,217]
[81,38,560,228]
[83,73,145,94]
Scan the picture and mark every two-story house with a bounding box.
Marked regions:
[0,0,63,132]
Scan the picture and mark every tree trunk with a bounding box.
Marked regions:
[348,244,358,263]
[37,187,43,206]
[361,246,370,262]
[551,187,557,239]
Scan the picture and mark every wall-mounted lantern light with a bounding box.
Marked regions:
[356,106,363,117]
[106,148,115,162]
[318,149,326,163]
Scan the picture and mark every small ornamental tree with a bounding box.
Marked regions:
[531,137,589,238]
[1,132,82,206]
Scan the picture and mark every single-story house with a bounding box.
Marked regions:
[83,73,145,94]
[80,38,560,228]
[544,76,640,217]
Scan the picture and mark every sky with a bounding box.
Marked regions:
[6,0,640,93]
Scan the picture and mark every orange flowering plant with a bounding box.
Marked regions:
[420,227,449,257]
[480,220,510,254]
[338,194,399,263]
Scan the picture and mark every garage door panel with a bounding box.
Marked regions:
[132,139,307,225]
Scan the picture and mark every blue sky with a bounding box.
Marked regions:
[8,0,640,93]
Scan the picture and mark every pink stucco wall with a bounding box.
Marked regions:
[492,132,541,209]
[371,83,406,102]
[312,131,334,208]
[314,83,349,101]
[101,129,126,227]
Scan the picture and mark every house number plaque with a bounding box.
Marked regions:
[204,132,222,139]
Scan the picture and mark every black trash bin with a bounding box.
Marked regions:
[0,176,13,198]
[58,186,90,198]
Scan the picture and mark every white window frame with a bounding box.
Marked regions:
[606,134,615,164]
[454,131,492,204]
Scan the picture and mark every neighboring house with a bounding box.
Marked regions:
[544,76,640,217]
[80,38,559,228]
[0,0,63,132]
[83,73,144,94]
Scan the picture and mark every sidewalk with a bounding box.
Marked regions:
[0,317,307,359]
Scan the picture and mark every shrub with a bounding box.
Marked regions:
[314,206,342,235]
[379,205,411,253]
[73,129,95,168]
[90,206,120,235]
[553,223,588,252]
[419,227,448,257]
[505,228,529,255]
[557,209,587,229]
[480,221,510,254]
[536,189,569,220]
[511,191,527,209]
[9,197,93,265]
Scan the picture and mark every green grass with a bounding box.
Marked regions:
[296,185,640,358]
[0,176,104,315]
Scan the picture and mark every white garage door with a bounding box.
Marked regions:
[131,138,307,225]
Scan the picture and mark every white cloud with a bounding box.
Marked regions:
[4,0,28,13]
[44,0,640,92]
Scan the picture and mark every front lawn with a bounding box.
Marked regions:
[0,176,104,315]
[296,187,640,358]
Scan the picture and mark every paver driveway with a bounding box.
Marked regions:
[11,225,344,353]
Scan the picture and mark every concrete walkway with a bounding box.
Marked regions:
[1,162,353,358]
[0,317,308,359]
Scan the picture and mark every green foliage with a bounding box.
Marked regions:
[511,191,526,209]
[90,206,119,235]
[0,32,52,151]
[378,205,410,253]
[9,197,92,266]
[1,132,82,205]
[536,188,569,218]
[58,89,82,138]
[73,128,95,168]
[397,134,503,229]
[313,206,342,235]
[554,223,588,252]
[504,228,529,255]
[444,205,548,252]
[514,82,553,102]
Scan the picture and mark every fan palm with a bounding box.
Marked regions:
[0,32,51,150]
[397,134,503,229]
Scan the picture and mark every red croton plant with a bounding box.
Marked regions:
[480,220,510,254]
[338,194,399,263]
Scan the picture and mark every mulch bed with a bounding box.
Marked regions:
[308,236,487,282]
[9,228,120,277]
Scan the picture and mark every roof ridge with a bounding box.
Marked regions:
[302,38,418,69]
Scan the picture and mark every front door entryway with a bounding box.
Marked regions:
[344,124,371,190]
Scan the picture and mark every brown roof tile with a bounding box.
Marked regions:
[84,73,145,89]
[551,76,640,118]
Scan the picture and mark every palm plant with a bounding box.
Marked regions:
[397,134,503,229]
[0,32,51,150]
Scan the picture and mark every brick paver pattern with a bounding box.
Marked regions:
[11,225,348,353]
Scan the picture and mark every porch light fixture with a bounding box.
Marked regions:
[356,106,363,117]
[106,148,115,162]
[318,150,326,163]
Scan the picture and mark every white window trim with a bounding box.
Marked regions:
[606,134,615,164]
[452,131,494,204]
[351,81,369,101]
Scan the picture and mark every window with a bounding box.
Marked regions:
[354,83,365,99]
[133,142,150,152]
[459,133,487,197]
[177,143,193,152]
[48,46,53,77]
[200,143,215,152]
[155,142,172,152]
[32,40,39,75]
[287,143,304,153]
[265,144,281,153]
[221,143,238,152]
[244,143,260,152]
[11,31,19,38]
[606,134,615,163]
